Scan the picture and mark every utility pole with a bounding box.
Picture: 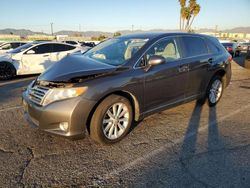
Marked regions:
[131,24,134,32]
[50,22,54,36]
[79,24,81,32]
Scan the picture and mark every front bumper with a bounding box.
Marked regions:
[22,92,96,139]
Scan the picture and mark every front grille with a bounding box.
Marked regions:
[29,85,50,105]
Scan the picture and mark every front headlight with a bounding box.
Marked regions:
[43,87,88,106]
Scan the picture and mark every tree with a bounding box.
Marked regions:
[178,0,201,31]
[113,32,121,37]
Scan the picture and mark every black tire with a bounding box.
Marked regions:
[90,95,133,144]
[207,75,224,107]
[0,62,16,80]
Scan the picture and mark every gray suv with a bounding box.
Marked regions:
[23,33,232,144]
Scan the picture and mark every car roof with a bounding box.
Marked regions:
[118,32,212,40]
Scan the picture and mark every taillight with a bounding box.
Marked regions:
[227,47,233,51]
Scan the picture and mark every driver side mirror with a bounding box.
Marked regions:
[145,55,165,72]
[26,50,35,54]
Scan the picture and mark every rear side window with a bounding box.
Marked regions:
[181,36,208,57]
[52,44,75,52]
[206,40,220,54]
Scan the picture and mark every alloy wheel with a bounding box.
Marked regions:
[209,79,223,104]
[102,102,129,140]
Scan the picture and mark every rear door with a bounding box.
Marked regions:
[143,36,187,112]
[50,43,76,63]
[179,36,211,99]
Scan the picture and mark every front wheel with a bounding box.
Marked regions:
[90,95,133,144]
[0,62,16,80]
[207,76,224,107]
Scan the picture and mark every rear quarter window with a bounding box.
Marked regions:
[206,38,221,54]
[181,36,208,57]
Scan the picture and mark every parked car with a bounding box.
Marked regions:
[81,41,96,48]
[23,33,232,144]
[0,41,84,79]
[245,46,250,69]
[238,42,250,52]
[62,40,81,47]
[221,42,240,57]
[0,42,27,54]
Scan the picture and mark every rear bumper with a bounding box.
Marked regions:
[22,92,96,139]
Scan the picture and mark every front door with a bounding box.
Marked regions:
[21,44,53,74]
[143,37,187,112]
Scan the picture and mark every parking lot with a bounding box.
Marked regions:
[0,53,250,187]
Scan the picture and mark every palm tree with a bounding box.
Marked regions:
[178,0,186,30]
[178,0,201,31]
[188,4,200,30]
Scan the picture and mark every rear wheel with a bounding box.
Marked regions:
[198,75,224,107]
[207,76,224,107]
[90,95,133,144]
[0,62,16,80]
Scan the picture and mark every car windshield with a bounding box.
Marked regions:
[84,38,149,66]
[8,43,34,54]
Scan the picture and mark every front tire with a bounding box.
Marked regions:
[90,95,133,144]
[0,62,16,80]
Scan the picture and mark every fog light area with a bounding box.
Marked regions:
[59,122,69,132]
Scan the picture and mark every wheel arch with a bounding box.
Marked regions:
[0,61,17,76]
[86,90,141,134]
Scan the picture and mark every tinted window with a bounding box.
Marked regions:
[182,36,208,57]
[52,44,75,52]
[206,40,220,54]
[1,43,12,50]
[11,43,21,49]
[64,41,77,45]
[29,44,53,54]
[222,43,233,47]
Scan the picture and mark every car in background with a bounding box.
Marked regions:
[221,42,240,57]
[81,41,96,48]
[0,41,85,79]
[23,32,232,144]
[238,42,250,52]
[0,42,27,54]
[62,40,81,47]
[245,46,250,69]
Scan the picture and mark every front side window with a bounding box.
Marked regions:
[28,44,53,54]
[138,37,181,67]
[84,38,149,66]
[182,36,208,57]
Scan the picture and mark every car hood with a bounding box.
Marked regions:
[0,53,12,61]
[38,54,118,82]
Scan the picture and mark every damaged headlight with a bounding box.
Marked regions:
[43,87,88,106]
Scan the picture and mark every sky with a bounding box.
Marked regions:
[1,0,249,33]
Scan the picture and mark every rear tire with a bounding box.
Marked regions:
[207,75,224,107]
[90,95,133,144]
[198,75,224,107]
[0,62,16,80]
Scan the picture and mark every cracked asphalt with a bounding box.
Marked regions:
[0,53,250,187]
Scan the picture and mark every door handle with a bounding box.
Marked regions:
[43,54,49,57]
[178,65,189,73]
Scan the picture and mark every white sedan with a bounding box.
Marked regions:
[0,41,85,79]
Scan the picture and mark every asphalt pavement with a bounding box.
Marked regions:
[0,54,250,187]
